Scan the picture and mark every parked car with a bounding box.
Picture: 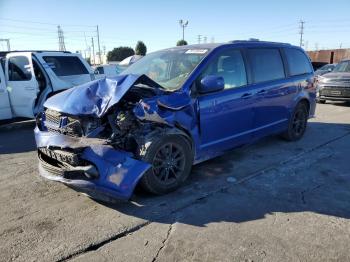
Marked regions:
[34,40,316,201]
[315,63,336,76]
[312,62,328,71]
[0,51,94,120]
[316,59,350,103]
[93,64,125,79]
[118,55,143,66]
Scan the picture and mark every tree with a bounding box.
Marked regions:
[107,46,135,62]
[176,40,188,46]
[135,41,147,56]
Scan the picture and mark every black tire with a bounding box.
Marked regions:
[138,135,193,195]
[317,99,326,104]
[282,102,308,141]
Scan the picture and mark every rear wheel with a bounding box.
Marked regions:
[282,102,308,141]
[317,99,326,104]
[138,135,193,195]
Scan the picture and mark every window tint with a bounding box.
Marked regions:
[43,56,88,76]
[284,48,312,76]
[201,49,247,89]
[248,48,285,83]
[8,56,32,81]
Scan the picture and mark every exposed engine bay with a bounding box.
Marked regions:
[42,85,166,157]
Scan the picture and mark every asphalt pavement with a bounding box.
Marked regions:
[0,102,349,262]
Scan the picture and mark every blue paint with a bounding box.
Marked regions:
[35,41,316,200]
[35,127,150,200]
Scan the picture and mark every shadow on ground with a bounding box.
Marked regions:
[0,128,36,154]
[94,121,350,226]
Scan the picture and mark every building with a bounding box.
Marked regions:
[307,49,350,64]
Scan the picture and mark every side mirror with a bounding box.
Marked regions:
[199,75,224,94]
[327,68,332,72]
[94,69,100,75]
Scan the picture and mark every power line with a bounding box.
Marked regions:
[0,17,95,27]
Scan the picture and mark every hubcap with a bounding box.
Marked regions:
[152,142,185,185]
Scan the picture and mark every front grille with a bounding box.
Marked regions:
[45,109,61,125]
[39,147,82,166]
[38,152,88,180]
[320,87,350,97]
[44,109,83,137]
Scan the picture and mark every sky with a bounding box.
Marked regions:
[1,0,350,55]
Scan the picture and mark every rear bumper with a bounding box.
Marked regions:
[34,127,151,200]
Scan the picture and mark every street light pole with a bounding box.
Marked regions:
[179,19,189,41]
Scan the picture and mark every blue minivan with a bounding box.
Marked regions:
[35,40,316,200]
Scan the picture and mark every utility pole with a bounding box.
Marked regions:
[179,19,189,41]
[339,43,343,49]
[96,25,102,65]
[57,25,66,51]
[203,36,207,44]
[0,39,10,51]
[299,20,305,47]
[91,37,95,65]
[197,35,202,44]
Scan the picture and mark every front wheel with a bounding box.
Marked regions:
[282,102,308,141]
[138,135,193,195]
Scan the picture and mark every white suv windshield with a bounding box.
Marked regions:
[122,48,209,90]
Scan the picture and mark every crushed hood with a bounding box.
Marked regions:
[44,74,163,118]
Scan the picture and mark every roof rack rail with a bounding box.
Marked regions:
[0,50,71,57]
[229,39,291,45]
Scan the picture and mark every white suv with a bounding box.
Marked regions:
[0,51,94,120]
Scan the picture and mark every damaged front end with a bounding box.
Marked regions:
[35,74,195,200]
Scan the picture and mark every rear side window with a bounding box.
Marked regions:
[43,56,88,76]
[284,48,312,76]
[247,48,285,83]
[8,56,32,81]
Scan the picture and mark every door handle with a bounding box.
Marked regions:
[256,89,267,95]
[241,93,253,99]
[25,86,35,90]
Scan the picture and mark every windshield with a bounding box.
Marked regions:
[122,48,209,90]
[333,61,350,73]
[319,64,334,71]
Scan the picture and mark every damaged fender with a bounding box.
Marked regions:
[35,127,151,200]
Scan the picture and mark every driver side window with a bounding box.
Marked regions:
[8,56,32,81]
[201,49,247,90]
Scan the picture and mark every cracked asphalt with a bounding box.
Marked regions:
[1,102,350,262]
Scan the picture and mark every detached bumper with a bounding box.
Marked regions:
[34,127,151,200]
